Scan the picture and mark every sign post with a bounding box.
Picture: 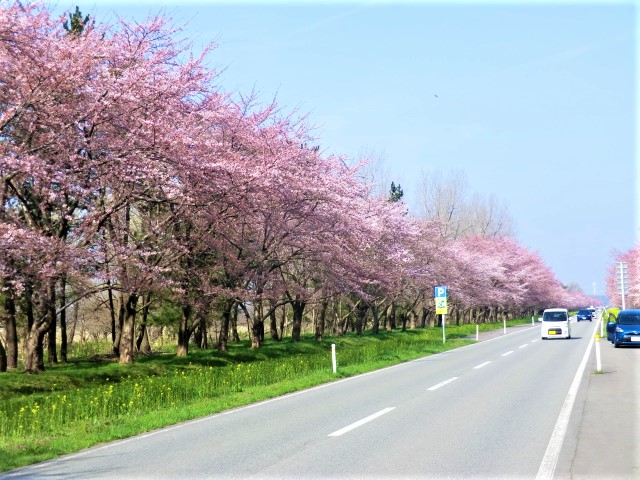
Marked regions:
[616,262,628,310]
[435,286,448,343]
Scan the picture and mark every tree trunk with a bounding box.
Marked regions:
[67,300,79,348]
[196,305,208,349]
[47,285,57,364]
[340,312,351,336]
[24,280,34,332]
[176,300,207,356]
[113,290,126,355]
[269,300,280,341]
[315,300,328,341]
[24,282,56,373]
[177,303,192,357]
[291,299,306,342]
[355,301,367,336]
[118,293,138,364]
[387,303,396,331]
[24,327,47,373]
[247,301,263,349]
[0,336,7,372]
[24,280,55,373]
[107,280,117,354]
[231,302,240,342]
[370,303,380,334]
[418,307,427,328]
[279,303,286,339]
[217,299,235,352]
[59,277,68,362]
[3,283,18,370]
[136,294,152,354]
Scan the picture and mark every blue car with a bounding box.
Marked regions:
[607,309,640,347]
[576,309,593,322]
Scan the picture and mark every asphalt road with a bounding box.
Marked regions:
[2,318,622,480]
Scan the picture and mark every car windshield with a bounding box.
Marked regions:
[617,313,640,325]
[578,310,590,315]
[543,311,567,322]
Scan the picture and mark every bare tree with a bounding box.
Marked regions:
[418,169,469,240]
[353,147,394,199]
[418,169,515,240]
[467,192,515,238]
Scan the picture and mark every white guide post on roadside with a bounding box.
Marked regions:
[600,314,604,338]
[331,343,336,373]
[594,335,602,372]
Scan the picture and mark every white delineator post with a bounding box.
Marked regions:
[476,324,479,341]
[594,335,602,372]
[503,318,506,335]
[331,343,337,373]
[600,313,604,338]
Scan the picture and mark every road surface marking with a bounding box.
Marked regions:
[328,407,395,437]
[427,377,459,391]
[473,361,492,369]
[519,344,529,349]
[536,322,599,480]
[531,339,538,343]
[501,351,514,357]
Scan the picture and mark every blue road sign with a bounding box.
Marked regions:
[434,286,447,298]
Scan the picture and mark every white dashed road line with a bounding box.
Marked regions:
[501,350,514,356]
[427,377,459,391]
[473,361,492,370]
[328,407,396,437]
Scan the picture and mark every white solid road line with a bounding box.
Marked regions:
[536,321,599,480]
[427,376,459,391]
[473,361,492,370]
[328,407,396,437]
[501,350,514,356]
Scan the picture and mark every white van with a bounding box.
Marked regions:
[540,308,571,339]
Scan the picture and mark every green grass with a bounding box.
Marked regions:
[0,318,532,472]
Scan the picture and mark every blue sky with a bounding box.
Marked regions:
[54,0,637,297]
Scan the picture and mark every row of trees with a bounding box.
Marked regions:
[0,3,595,373]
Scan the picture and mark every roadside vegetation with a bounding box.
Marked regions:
[0,318,532,472]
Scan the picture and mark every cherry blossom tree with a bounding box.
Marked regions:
[0,2,220,368]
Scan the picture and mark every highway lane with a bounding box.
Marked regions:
[2,319,599,479]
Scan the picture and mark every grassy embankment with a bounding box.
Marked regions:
[0,318,533,472]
